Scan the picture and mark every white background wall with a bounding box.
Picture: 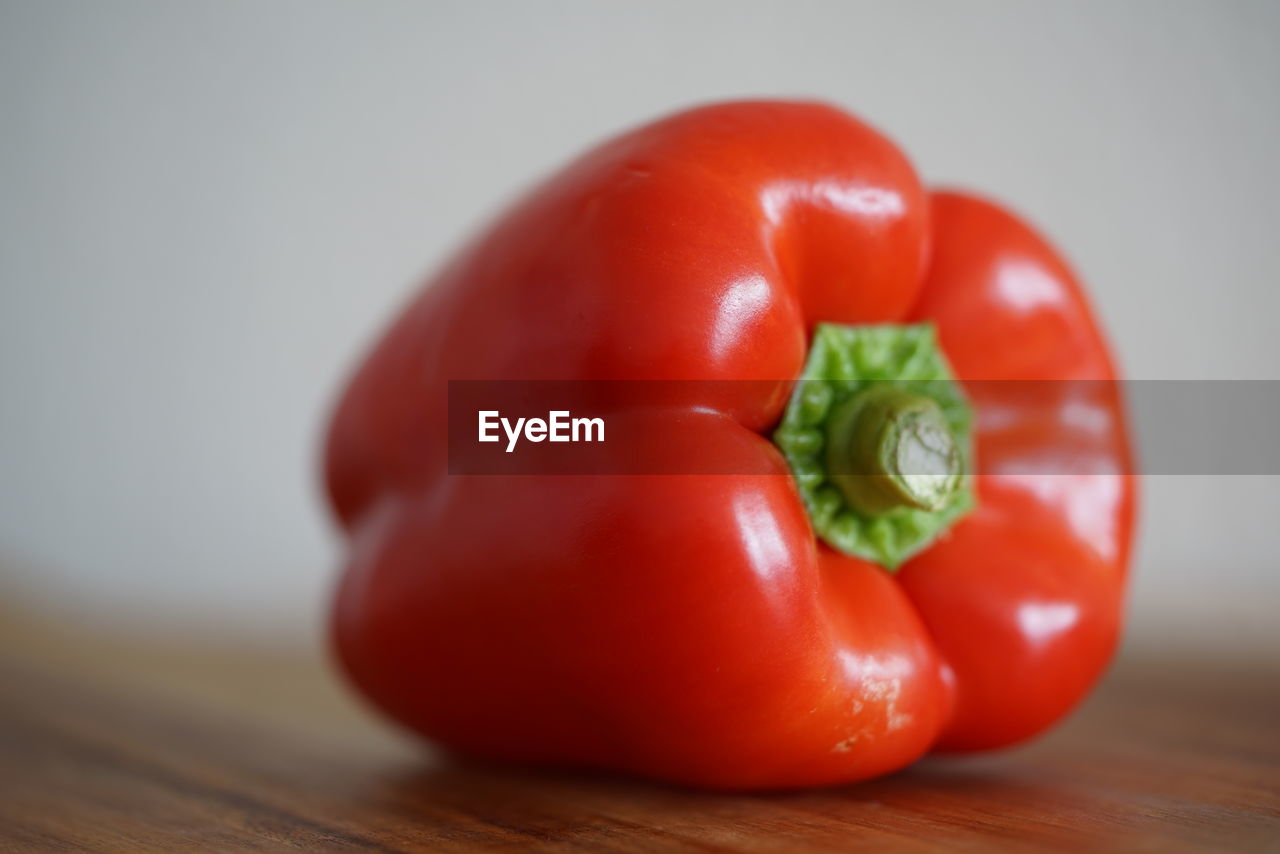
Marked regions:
[2,0,1277,652]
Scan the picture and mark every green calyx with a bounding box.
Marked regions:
[773,323,975,570]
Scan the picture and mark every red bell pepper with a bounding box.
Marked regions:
[325,101,1136,789]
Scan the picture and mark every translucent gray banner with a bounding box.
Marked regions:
[446,380,1279,475]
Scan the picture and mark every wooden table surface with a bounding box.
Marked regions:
[1,613,1277,853]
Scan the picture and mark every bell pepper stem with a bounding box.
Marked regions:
[825,387,963,516]
[771,323,974,570]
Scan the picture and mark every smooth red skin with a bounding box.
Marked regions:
[326,102,1135,789]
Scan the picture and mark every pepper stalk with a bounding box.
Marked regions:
[772,323,974,569]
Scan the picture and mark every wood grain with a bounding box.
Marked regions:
[0,615,1276,852]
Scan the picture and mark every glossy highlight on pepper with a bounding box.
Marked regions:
[324,101,1136,790]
